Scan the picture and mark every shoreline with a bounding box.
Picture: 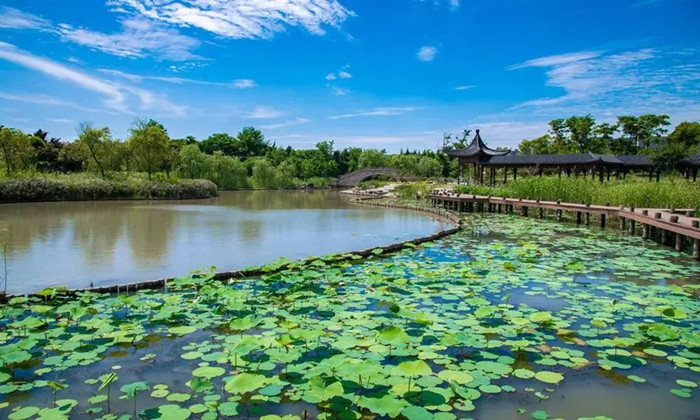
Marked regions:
[0,197,461,301]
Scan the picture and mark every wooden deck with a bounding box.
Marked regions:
[430,188,700,259]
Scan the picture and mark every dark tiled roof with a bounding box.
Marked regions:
[484,152,653,167]
[680,153,700,167]
[445,130,510,158]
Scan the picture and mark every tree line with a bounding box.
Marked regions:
[517,114,700,170]
[0,120,446,188]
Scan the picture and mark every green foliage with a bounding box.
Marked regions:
[0,173,217,202]
[455,177,700,208]
[0,126,35,175]
[128,119,170,179]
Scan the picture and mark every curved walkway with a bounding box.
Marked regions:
[334,167,399,188]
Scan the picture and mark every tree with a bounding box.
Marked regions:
[618,114,670,149]
[208,152,247,188]
[250,158,277,188]
[668,122,700,148]
[128,119,169,180]
[357,149,388,169]
[593,123,618,154]
[77,123,111,178]
[178,144,208,179]
[0,126,35,175]
[200,133,238,156]
[566,115,596,153]
[548,119,574,153]
[237,127,269,159]
[416,156,442,177]
[518,135,552,155]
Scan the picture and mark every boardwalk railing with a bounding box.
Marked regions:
[430,188,700,260]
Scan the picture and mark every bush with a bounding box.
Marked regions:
[0,174,217,202]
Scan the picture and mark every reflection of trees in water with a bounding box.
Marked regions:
[71,203,128,269]
[238,219,262,242]
[126,203,175,267]
[217,190,353,210]
[0,203,71,254]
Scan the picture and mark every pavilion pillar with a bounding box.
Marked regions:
[606,167,611,181]
[656,169,660,182]
[558,166,562,179]
[513,167,517,180]
[458,163,463,184]
[694,169,698,182]
[648,169,653,181]
[598,165,604,182]
[504,167,508,183]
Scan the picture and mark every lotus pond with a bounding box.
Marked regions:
[0,215,699,420]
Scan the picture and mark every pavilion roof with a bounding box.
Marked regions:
[680,153,700,168]
[484,152,653,167]
[445,130,510,158]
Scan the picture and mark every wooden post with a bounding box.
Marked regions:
[538,200,544,219]
[694,221,700,260]
[558,166,562,179]
[513,167,517,181]
[585,204,591,226]
[656,170,660,182]
[576,210,582,225]
[670,216,682,251]
[655,213,666,244]
[504,167,508,183]
[497,203,502,214]
[642,210,649,239]
[556,200,562,222]
[619,206,625,230]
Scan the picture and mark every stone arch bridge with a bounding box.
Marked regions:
[332,167,399,188]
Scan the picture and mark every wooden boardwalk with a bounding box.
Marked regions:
[430,188,700,259]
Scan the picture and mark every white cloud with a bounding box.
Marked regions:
[59,18,201,61]
[232,79,257,89]
[329,107,422,120]
[0,91,115,114]
[325,73,337,80]
[107,0,354,39]
[98,68,257,88]
[48,118,73,124]
[510,48,700,116]
[449,0,460,9]
[0,42,127,111]
[338,70,352,79]
[508,51,602,70]
[260,117,311,130]
[454,85,474,91]
[248,106,284,119]
[0,7,51,30]
[331,87,349,96]
[417,46,437,62]
[0,42,186,115]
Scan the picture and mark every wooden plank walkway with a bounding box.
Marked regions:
[430,189,700,259]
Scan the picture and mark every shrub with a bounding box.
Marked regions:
[0,174,217,202]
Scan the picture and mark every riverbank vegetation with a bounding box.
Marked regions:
[0,217,697,419]
[0,121,446,193]
[0,173,217,202]
[454,177,700,208]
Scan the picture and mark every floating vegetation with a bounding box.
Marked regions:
[0,215,698,419]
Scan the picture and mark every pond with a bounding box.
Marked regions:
[0,191,450,294]
[0,214,698,420]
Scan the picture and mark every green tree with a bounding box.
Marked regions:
[566,115,597,153]
[416,156,442,177]
[208,152,247,188]
[618,114,670,149]
[77,123,111,178]
[518,135,552,155]
[548,119,574,153]
[250,158,277,188]
[200,133,238,156]
[128,119,169,180]
[237,127,269,159]
[593,122,618,154]
[357,149,388,169]
[0,126,35,176]
[178,144,209,179]
[668,122,700,148]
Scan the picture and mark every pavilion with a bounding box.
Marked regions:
[446,130,664,184]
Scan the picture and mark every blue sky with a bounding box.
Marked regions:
[0,0,698,151]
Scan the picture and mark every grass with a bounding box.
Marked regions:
[0,172,218,202]
[453,177,700,209]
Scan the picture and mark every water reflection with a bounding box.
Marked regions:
[0,191,448,293]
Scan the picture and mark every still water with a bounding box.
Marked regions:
[0,190,449,294]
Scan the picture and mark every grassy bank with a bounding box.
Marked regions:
[453,177,700,208]
[0,173,218,202]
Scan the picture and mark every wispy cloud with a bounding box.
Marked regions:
[247,106,284,119]
[98,68,257,88]
[0,91,116,114]
[59,18,201,61]
[331,87,349,96]
[508,47,700,118]
[325,73,337,81]
[47,118,73,124]
[508,51,602,70]
[454,85,475,91]
[417,46,437,62]
[0,42,186,115]
[107,0,354,39]
[260,117,311,130]
[329,107,422,120]
[0,6,51,30]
